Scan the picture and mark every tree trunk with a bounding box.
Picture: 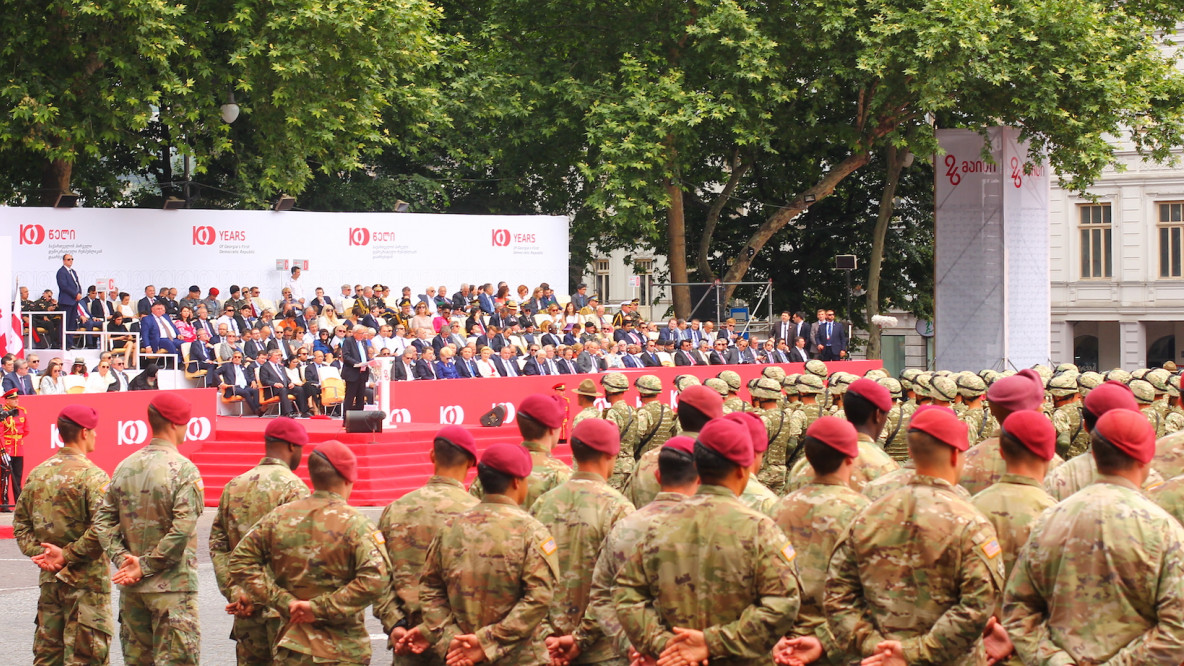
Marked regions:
[865,145,908,360]
[695,151,751,280]
[39,159,72,206]
[719,151,872,303]
[666,176,692,318]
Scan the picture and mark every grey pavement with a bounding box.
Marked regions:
[0,506,390,665]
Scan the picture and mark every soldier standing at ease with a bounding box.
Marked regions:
[729,411,781,516]
[956,374,990,448]
[614,418,802,664]
[572,380,602,429]
[633,375,676,459]
[375,426,478,665]
[783,374,827,469]
[625,385,722,508]
[533,420,635,666]
[209,417,310,665]
[470,393,571,510]
[1004,410,1184,664]
[92,393,203,665]
[230,441,390,665]
[600,373,639,491]
[403,443,559,665]
[14,405,112,665]
[961,369,1056,496]
[752,377,792,492]
[825,408,1005,665]
[1048,373,1088,459]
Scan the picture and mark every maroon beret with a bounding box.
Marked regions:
[724,412,768,453]
[572,418,621,457]
[481,442,533,478]
[314,440,357,483]
[519,394,565,429]
[847,378,893,412]
[663,436,696,456]
[435,425,478,459]
[150,392,192,426]
[1095,409,1156,464]
[1001,411,1056,461]
[265,417,309,447]
[805,416,859,458]
[697,418,753,468]
[986,369,1045,413]
[209,287,220,296]
[678,385,724,420]
[908,408,970,452]
[1084,381,1138,418]
[59,404,99,430]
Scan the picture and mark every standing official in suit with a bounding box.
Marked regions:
[772,311,797,345]
[136,286,159,317]
[340,328,371,411]
[55,254,84,347]
[816,309,847,361]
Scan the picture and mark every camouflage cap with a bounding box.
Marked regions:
[1055,362,1079,374]
[797,374,825,394]
[1146,368,1171,392]
[877,376,904,399]
[704,377,730,397]
[979,369,1000,384]
[1047,372,1078,396]
[1105,368,1132,385]
[955,373,987,398]
[930,376,958,402]
[601,372,629,393]
[1129,379,1156,404]
[674,374,702,392]
[1130,368,1150,381]
[1078,371,1103,393]
[635,374,663,396]
[782,373,801,395]
[752,377,783,401]
[863,368,889,380]
[913,373,932,397]
[1171,374,1181,397]
[899,368,922,390]
[828,372,855,395]
[804,359,828,378]
[1031,364,1053,381]
[574,378,602,397]
[760,366,786,384]
[718,369,743,391]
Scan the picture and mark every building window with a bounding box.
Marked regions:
[635,258,654,304]
[594,259,611,304]
[1078,204,1112,279]
[1160,202,1184,278]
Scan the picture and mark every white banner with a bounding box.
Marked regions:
[0,208,569,305]
[935,127,1049,370]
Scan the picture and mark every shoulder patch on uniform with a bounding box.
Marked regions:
[780,542,796,563]
[981,538,1001,559]
[1146,480,1165,491]
[540,537,557,556]
[371,530,386,546]
[194,478,205,493]
[99,482,110,495]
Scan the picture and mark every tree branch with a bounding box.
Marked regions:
[696,148,751,280]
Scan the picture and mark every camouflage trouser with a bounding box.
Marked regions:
[34,581,112,666]
[275,646,367,664]
[757,464,787,495]
[117,591,199,665]
[391,649,446,665]
[607,452,636,492]
[231,612,282,665]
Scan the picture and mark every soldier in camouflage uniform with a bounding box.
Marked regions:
[582,437,698,662]
[961,370,1063,496]
[1131,379,1167,438]
[408,443,559,665]
[751,377,791,492]
[93,393,203,665]
[572,380,602,429]
[1004,410,1184,665]
[704,377,730,403]
[956,374,990,448]
[625,385,721,510]
[14,405,112,665]
[1165,374,1184,435]
[532,419,634,666]
[1146,367,1172,422]
[912,372,933,407]
[760,366,787,409]
[825,408,1004,664]
[210,417,310,665]
[929,375,958,410]
[633,375,676,460]
[230,441,390,665]
[771,417,868,665]
[373,426,478,666]
[1048,372,1089,459]
[782,374,801,411]
[784,374,827,469]
[718,370,751,413]
[1077,371,1103,397]
[876,377,912,463]
[613,418,802,665]
[899,369,921,408]
[729,411,781,516]
[600,373,640,491]
[470,393,572,510]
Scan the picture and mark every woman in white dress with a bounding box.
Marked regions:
[476,346,499,378]
[39,360,67,395]
[84,361,114,393]
[116,291,137,320]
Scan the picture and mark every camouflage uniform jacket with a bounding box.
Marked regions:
[585,493,686,657]
[758,407,792,491]
[373,475,478,632]
[635,401,677,459]
[784,433,900,495]
[970,474,1055,584]
[470,440,573,510]
[739,474,779,516]
[772,481,868,660]
[229,490,390,663]
[1151,474,1184,528]
[1166,406,1184,436]
[1153,432,1184,481]
[1044,451,1163,502]
[961,406,991,448]
[14,448,111,591]
[723,396,752,414]
[624,430,699,508]
[572,406,601,428]
[825,475,1005,664]
[209,457,309,602]
[960,435,1065,497]
[864,462,974,503]
[785,403,826,468]
[877,402,914,463]
[93,438,203,592]
[1004,476,1184,665]
[1145,407,1167,439]
[614,485,802,664]
[1051,402,1090,459]
[531,472,634,662]
[603,401,641,491]
[419,494,559,665]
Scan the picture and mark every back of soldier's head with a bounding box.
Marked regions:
[516,413,548,441]
[693,442,737,486]
[433,437,476,469]
[476,462,515,495]
[308,452,345,490]
[804,437,848,476]
[677,404,712,433]
[842,392,877,426]
[906,429,952,468]
[658,447,698,487]
[1091,432,1139,474]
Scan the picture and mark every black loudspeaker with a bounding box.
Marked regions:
[689,283,720,322]
[835,254,857,270]
[344,410,385,433]
[480,405,507,427]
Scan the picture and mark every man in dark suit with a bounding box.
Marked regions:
[476,325,509,354]
[726,338,758,364]
[0,360,34,395]
[771,311,794,345]
[674,339,702,366]
[621,345,645,369]
[89,289,116,324]
[640,341,662,368]
[259,349,310,417]
[193,306,217,342]
[55,254,84,347]
[215,351,263,415]
[74,286,103,347]
[340,328,371,411]
[613,320,645,347]
[787,337,809,363]
[556,351,578,374]
[707,339,729,365]
[493,347,521,377]
[521,350,547,376]
[455,348,481,378]
[478,283,496,315]
[186,330,217,384]
[106,356,132,392]
[393,348,418,381]
[136,285,159,317]
[414,349,439,379]
[141,302,181,355]
[431,329,452,355]
[242,330,265,360]
[309,288,333,312]
[817,309,848,361]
